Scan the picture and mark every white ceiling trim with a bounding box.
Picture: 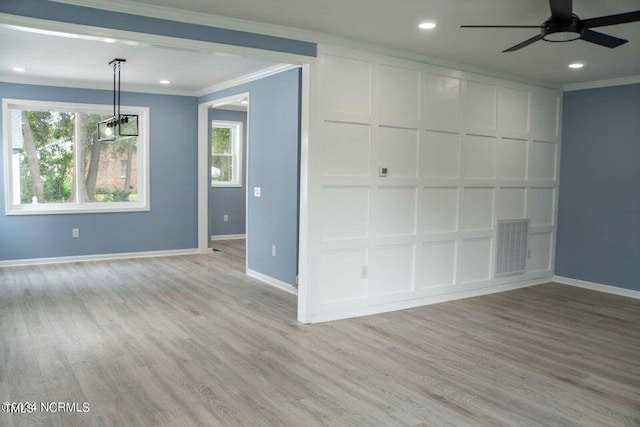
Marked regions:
[195,63,299,97]
[0,73,195,96]
[51,0,562,90]
[563,75,640,92]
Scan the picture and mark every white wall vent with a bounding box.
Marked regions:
[495,219,529,277]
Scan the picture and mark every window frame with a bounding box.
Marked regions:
[210,120,243,188]
[2,98,150,215]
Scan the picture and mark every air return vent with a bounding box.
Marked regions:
[495,219,529,277]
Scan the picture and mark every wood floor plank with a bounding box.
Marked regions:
[1,239,639,426]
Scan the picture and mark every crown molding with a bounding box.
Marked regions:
[0,73,196,96]
[563,75,640,92]
[51,0,560,90]
[195,64,299,97]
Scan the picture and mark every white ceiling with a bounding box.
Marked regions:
[121,0,640,85]
[0,25,280,94]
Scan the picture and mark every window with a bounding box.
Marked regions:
[3,99,149,215]
[211,120,242,187]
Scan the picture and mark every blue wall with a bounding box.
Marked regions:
[0,0,316,57]
[200,69,301,286]
[556,83,640,291]
[209,109,247,237]
[0,82,198,260]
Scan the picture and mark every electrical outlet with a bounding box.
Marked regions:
[223,215,229,222]
[254,187,261,197]
[361,265,368,279]
[272,245,277,257]
[72,228,79,238]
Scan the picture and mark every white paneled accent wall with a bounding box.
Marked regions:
[308,46,561,322]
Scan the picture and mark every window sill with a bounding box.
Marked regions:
[5,204,150,216]
[211,183,243,188]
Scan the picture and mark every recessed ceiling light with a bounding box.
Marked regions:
[240,99,249,105]
[159,80,171,85]
[568,63,584,69]
[418,22,437,30]
[12,66,26,72]
[104,38,116,44]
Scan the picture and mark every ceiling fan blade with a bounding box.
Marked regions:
[502,34,544,52]
[461,25,542,28]
[582,10,640,28]
[549,0,573,21]
[580,29,628,48]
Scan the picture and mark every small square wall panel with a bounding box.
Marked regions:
[527,232,552,272]
[321,186,369,240]
[379,65,420,124]
[529,141,557,181]
[422,73,460,130]
[497,187,526,219]
[497,138,527,180]
[527,188,555,226]
[323,55,372,116]
[462,188,494,231]
[418,240,456,288]
[420,131,460,178]
[498,87,530,134]
[322,122,371,177]
[420,187,458,233]
[458,238,492,283]
[318,248,368,303]
[532,89,560,140]
[371,244,415,295]
[465,81,497,131]
[373,187,417,237]
[463,135,496,179]
[377,127,418,178]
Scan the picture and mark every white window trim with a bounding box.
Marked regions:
[2,98,150,215]
[211,119,243,188]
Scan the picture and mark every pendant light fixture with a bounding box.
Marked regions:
[98,58,139,141]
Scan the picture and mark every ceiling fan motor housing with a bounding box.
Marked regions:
[542,15,583,42]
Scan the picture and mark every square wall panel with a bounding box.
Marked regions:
[465,81,497,130]
[418,241,456,288]
[379,65,420,124]
[498,87,530,133]
[371,244,415,295]
[322,186,369,240]
[422,73,460,130]
[497,187,526,219]
[528,232,552,272]
[458,238,492,283]
[377,127,418,178]
[374,187,417,236]
[497,138,527,180]
[420,131,460,178]
[464,135,496,179]
[420,187,458,233]
[323,122,371,177]
[323,55,372,116]
[528,188,555,226]
[318,248,368,303]
[532,89,559,139]
[529,141,557,181]
[462,188,494,230]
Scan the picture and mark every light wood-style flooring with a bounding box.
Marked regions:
[1,240,639,426]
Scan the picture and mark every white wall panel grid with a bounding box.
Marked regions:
[307,45,561,322]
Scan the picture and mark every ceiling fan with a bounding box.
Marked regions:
[461,0,640,52]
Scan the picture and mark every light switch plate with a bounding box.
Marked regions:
[254,187,261,197]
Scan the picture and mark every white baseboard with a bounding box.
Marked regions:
[246,269,298,295]
[0,248,200,268]
[553,276,640,299]
[211,234,246,241]
[310,277,551,323]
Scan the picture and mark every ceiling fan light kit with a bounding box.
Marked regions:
[461,0,640,52]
